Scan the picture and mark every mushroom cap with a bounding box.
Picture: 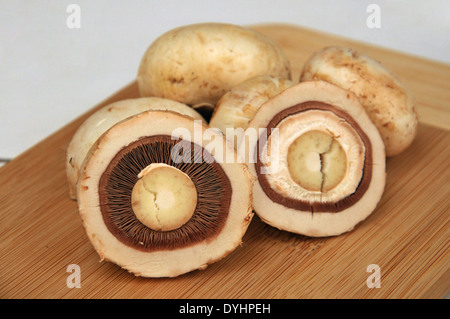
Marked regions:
[209,75,296,149]
[239,81,386,237]
[300,46,418,157]
[66,97,205,200]
[137,22,292,108]
[77,110,254,277]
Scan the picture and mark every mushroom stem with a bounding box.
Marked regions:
[287,130,347,192]
[131,163,197,231]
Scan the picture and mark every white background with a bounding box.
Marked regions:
[1,0,449,161]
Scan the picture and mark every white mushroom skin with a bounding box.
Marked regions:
[137,23,292,108]
[300,46,418,157]
[66,97,205,200]
[209,75,296,149]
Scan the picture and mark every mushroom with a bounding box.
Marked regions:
[77,110,254,277]
[137,22,292,116]
[209,75,296,149]
[300,46,418,157]
[238,81,386,237]
[66,97,205,200]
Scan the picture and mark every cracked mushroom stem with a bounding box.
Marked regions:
[287,130,347,192]
[131,163,197,232]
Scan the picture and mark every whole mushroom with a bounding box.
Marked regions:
[137,23,292,113]
[300,46,418,157]
[209,75,296,149]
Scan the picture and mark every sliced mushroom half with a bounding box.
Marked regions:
[77,110,253,277]
[238,81,386,237]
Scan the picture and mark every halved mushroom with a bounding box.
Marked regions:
[137,23,292,115]
[238,81,386,237]
[209,75,296,149]
[77,110,253,277]
[300,46,418,157]
[66,97,205,200]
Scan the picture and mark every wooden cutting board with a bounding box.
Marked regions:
[0,24,448,299]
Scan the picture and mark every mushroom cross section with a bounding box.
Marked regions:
[239,81,386,237]
[77,110,254,277]
[255,102,370,212]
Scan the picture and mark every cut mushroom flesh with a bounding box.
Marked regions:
[239,81,386,237]
[78,110,253,277]
[98,135,232,252]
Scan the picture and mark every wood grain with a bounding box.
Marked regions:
[0,24,448,299]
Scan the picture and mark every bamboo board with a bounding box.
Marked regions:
[0,24,449,299]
